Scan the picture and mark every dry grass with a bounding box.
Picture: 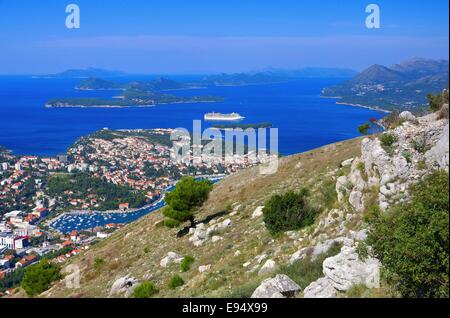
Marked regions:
[38,138,362,298]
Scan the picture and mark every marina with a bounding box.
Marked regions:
[48,176,224,233]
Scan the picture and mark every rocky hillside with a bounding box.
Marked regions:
[33,105,448,298]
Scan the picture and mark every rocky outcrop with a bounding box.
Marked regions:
[323,245,380,291]
[399,111,416,121]
[258,259,276,276]
[303,242,380,297]
[341,158,354,167]
[206,219,232,236]
[301,110,448,298]
[336,176,349,203]
[353,112,449,211]
[303,277,337,298]
[349,190,365,212]
[251,274,301,298]
[425,123,449,170]
[189,223,207,247]
[188,219,233,246]
[160,252,183,267]
[290,237,353,264]
[109,275,139,297]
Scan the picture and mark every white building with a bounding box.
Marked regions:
[0,233,15,249]
[96,232,110,239]
[4,210,22,219]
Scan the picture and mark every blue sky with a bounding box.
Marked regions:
[0,0,448,74]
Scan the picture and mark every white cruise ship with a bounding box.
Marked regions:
[204,112,245,121]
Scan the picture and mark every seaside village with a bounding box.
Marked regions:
[0,129,275,295]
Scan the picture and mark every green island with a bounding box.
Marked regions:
[46,77,223,108]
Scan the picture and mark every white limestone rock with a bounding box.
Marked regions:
[348,229,368,242]
[303,277,338,298]
[252,206,264,219]
[289,247,308,265]
[258,259,276,276]
[425,123,449,171]
[160,252,183,267]
[206,219,233,236]
[341,158,355,167]
[348,159,367,191]
[251,274,301,298]
[254,254,268,264]
[349,190,365,212]
[399,111,416,121]
[189,223,207,246]
[198,264,211,273]
[243,262,251,268]
[109,275,139,296]
[290,238,353,265]
[211,235,223,243]
[336,176,349,203]
[323,245,380,291]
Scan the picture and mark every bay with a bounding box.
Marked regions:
[0,75,384,157]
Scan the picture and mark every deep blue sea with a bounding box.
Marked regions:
[0,75,384,157]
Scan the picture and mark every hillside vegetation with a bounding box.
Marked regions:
[39,138,363,298]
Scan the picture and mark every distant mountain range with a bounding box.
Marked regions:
[202,67,357,86]
[75,77,203,91]
[36,68,127,79]
[322,58,449,112]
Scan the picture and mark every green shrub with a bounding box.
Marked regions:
[358,123,371,135]
[94,258,105,270]
[367,171,449,298]
[411,136,429,154]
[132,281,159,298]
[318,178,338,210]
[163,177,213,227]
[346,284,370,298]
[402,151,412,163]
[144,247,149,254]
[357,162,368,182]
[379,133,397,148]
[356,241,369,261]
[416,160,427,170]
[168,274,185,289]
[379,133,398,155]
[180,256,195,272]
[21,260,61,297]
[263,189,317,234]
[163,219,181,228]
[427,91,449,113]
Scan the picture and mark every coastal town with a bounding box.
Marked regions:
[0,128,274,295]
